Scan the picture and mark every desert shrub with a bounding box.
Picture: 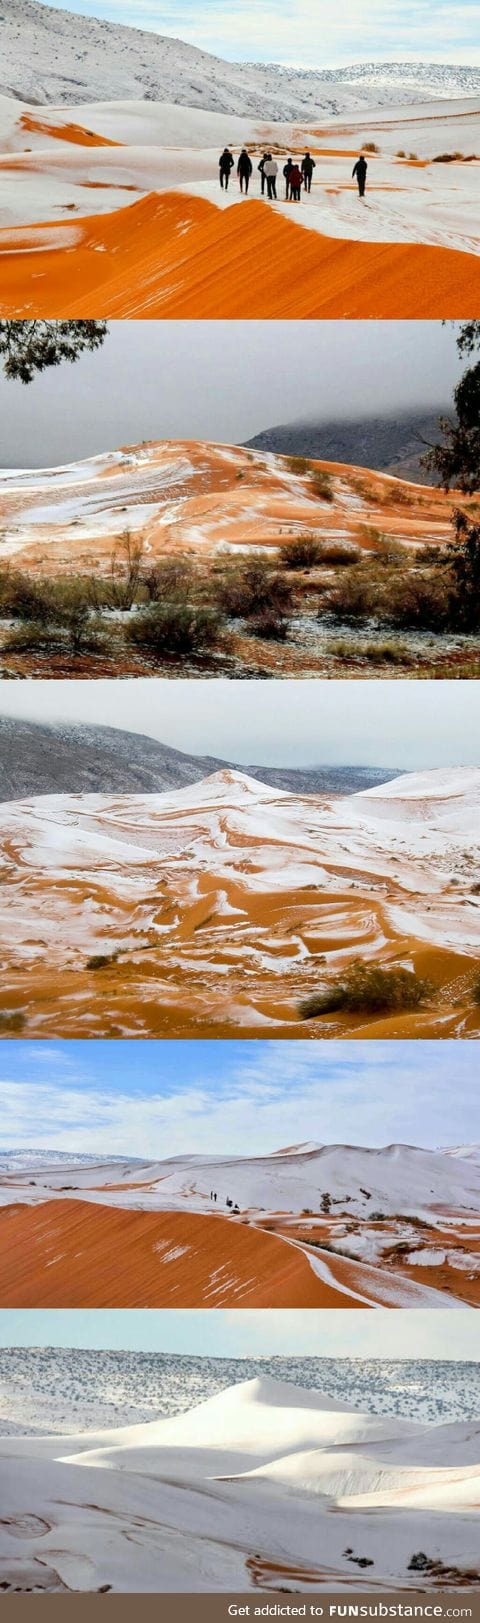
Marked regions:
[217,557,293,621]
[248,604,289,640]
[363,142,379,153]
[472,973,480,1006]
[109,531,145,610]
[298,963,434,1020]
[364,641,415,666]
[283,454,310,476]
[3,621,58,652]
[396,149,406,158]
[282,535,323,569]
[311,469,334,502]
[321,566,378,621]
[385,571,451,631]
[317,541,360,566]
[0,1010,26,1032]
[126,602,222,657]
[432,152,463,162]
[0,570,56,622]
[143,557,195,604]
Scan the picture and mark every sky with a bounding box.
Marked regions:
[0,1307,479,1358]
[0,322,458,470]
[36,0,480,68]
[0,1040,476,1158]
[0,678,478,769]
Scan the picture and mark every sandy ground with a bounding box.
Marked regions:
[0,95,478,317]
[0,766,478,1040]
[0,1375,478,1592]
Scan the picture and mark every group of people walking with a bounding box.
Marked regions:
[219,147,368,199]
[218,147,317,200]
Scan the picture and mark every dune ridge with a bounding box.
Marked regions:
[0,1375,478,1592]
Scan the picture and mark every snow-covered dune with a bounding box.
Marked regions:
[2,1140,479,1222]
[0,1376,478,1592]
[0,438,463,575]
[1,1138,478,1308]
[0,768,478,1040]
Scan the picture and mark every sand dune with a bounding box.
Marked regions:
[0,1136,478,1307]
[0,94,478,317]
[0,438,462,575]
[0,766,478,1039]
[0,1376,478,1592]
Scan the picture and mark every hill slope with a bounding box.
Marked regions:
[0,716,397,803]
[2,2,480,114]
[246,410,450,485]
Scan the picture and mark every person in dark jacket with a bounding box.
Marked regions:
[352,154,368,196]
[258,153,269,195]
[237,148,253,193]
[219,148,234,189]
[289,163,303,201]
[283,157,293,199]
[301,151,316,192]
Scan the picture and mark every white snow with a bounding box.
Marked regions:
[0,1375,478,1592]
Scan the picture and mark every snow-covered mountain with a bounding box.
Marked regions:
[2,0,479,114]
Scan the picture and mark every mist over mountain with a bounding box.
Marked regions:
[245,408,451,485]
[0,717,398,803]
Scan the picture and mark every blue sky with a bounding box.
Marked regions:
[37,0,480,67]
[0,1307,479,1358]
[0,1040,477,1157]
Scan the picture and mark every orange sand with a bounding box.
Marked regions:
[19,112,121,148]
[0,193,478,318]
[0,1200,365,1308]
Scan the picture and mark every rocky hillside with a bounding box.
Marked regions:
[0,716,397,802]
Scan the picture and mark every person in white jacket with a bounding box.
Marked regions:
[263,155,278,200]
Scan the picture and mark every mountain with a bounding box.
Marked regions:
[0,717,397,803]
[245,409,450,485]
[2,1,479,114]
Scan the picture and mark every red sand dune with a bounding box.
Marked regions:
[0,1199,476,1308]
[0,193,478,319]
[0,1199,365,1309]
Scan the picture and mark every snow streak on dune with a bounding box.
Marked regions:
[0,439,461,574]
[0,767,478,1041]
[0,1142,479,1308]
[0,1375,478,1592]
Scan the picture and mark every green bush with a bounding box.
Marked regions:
[299,963,434,1019]
[126,602,222,657]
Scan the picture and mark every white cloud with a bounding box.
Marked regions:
[0,1042,475,1156]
